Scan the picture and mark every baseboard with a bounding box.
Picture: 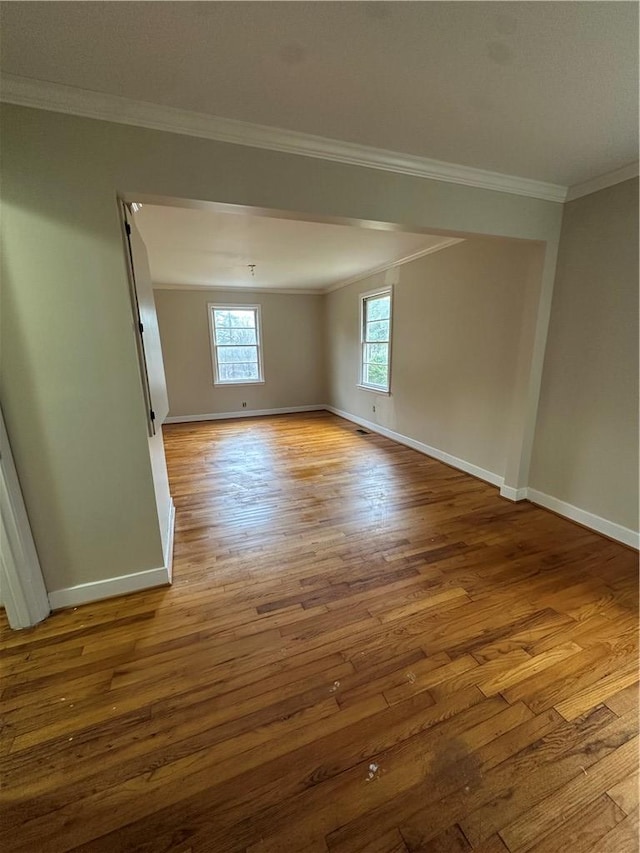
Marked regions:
[48,564,172,610]
[164,405,326,424]
[500,485,529,501]
[526,488,639,549]
[48,502,175,610]
[325,406,503,488]
[325,406,639,549]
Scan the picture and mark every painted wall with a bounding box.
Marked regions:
[530,178,639,532]
[154,289,326,417]
[0,103,562,596]
[1,131,165,593]
[326,239,543,481]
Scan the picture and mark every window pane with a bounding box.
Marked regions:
[365,295,390,322]
[364,363,388,387]
[365,319,389,342]
[364,342,388,365]
[216,327,257,345]
[211,306,263,383]
[217,346,258,364]
[214,309,256,328]
[219,362,260,381]
[213,310,228,327]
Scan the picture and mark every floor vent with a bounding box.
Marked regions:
[356,428,370,435]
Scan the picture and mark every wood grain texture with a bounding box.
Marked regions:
[1,412,637,852]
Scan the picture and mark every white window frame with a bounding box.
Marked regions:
[358,286,393,394]
[208,303,265,386]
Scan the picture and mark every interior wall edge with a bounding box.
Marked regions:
[163,499,175,584]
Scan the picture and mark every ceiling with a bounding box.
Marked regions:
[1,2,638,188]
[133,204,457,292]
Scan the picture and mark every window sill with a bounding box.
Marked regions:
[357,384,391,396]
[214,380,266,387]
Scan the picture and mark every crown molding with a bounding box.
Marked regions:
[566,162,639,202]
[152,283,324,296]
[325,237,465,293]
[1,73,567,203]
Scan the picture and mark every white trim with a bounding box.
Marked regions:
[356,385,391,397]
[48,565,171,610]
[164,499,175,584]
[48,499,175,610]
[500,485,529,502]
[360,286,393,394]
[566,163,639,202]
[325,239,465,294]
[326,406,503,488]
[208,303,265,386]
[153,283,324,296]
[327,407,639,549]
[526,488,639,550]
[0,74,567,202]
[164,405,326,424]
[0,408,50,629]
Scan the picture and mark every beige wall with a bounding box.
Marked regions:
[326,239,542,479]
[1,132,165,593]
[0,103,562,595]
[530,178,639,531]
[154,289,326,416]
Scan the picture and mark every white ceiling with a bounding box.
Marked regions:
[133,204,456,292]
[1,2,637,188]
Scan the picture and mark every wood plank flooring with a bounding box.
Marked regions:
[1,412,638,852]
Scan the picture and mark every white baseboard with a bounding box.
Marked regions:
[48,500,176,610]
[526,488,639,549]
[500,485,529,501]
[164,404,326,424]
[48,565,171,610]
[326,406,639,550]
[325,405,503,488]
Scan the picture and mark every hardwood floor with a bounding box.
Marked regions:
[1,412,638,852]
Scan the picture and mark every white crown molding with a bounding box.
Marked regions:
[1,73,567,203]
[325,238,465,294]
[566,162,639,202]
[152,283,324,295]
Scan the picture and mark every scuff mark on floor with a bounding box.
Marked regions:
[365,762,380,782]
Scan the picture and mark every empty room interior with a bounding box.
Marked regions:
[0,2,638,852]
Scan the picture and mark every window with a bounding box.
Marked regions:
[208,304,264,385]
[360,288,392,392]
